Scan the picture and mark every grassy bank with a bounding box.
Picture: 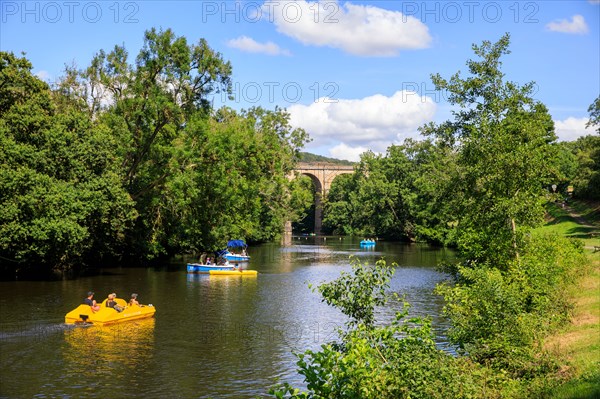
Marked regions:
[545,258,599,398]
[539,200,600,398]
[537,200,600,249]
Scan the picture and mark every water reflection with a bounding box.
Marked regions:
[62,318,155,372]
[0,239,455,398]
[63,319,155,363]
[52,319,156,397]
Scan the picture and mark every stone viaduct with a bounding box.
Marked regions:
[286,162,355,235]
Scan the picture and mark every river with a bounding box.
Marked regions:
[0,237,455,398]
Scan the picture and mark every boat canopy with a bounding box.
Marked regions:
[215,249,228,257]
[227,239,247,248]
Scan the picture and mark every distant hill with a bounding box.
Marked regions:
[298,152,355,165]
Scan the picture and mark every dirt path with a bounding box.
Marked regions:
[564,205,597,229]
[563,204,600,252]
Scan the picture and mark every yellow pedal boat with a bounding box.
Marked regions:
[209,269,258,276]
[65,298,156,326]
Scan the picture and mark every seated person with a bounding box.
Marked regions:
[129,293,140,307]
[84,291,101,312]
[106,293,124,312]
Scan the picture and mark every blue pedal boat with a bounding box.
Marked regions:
[187,263,236,274]
[219,240,251,262]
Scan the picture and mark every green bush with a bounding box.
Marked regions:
[270,258,518,398]
[438,234,585,378]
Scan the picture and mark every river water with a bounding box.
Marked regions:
[0,238,455,399]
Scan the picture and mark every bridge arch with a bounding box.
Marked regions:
[289,162,354,235]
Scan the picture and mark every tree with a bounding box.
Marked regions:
[1,30,313,272]
[421,33,558,265]
[71,28,233,258]
[322,140,458,244]
[0,52,135,273]
[172,106,311,252]
[270,258,512,399]
[562,135,600,199]
[428,35,586,382]
[322,173,358,235]
[586,95,600,133]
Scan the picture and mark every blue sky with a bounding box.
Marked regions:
[2,0,599,160]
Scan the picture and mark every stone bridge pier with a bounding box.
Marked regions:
[286,162,354,235]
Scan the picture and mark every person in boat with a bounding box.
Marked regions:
[106,293,124,312]
[199,252,207,264]
[206,257,212,265]
[84,291,101,312]
[129,293,140,307]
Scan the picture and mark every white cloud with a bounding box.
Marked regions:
[35,70,51,82]
[554,117,595,141]
[329,143,369,162]
[546,15,589,34]
[288,90,436,154]
[262,0,431,56]
[227,35,291,56]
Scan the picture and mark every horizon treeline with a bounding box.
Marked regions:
[322,116,599,244]
[1,28,598,276]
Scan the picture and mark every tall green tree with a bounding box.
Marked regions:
[73,28,233,258]
[167,106,311,253]
[429,35,586,381]
[2,29,313,272]
[560,135,600,199]
[586,95,600,134]
[322,173,359,235]
[421,33,558,265]
[0,52,135,273]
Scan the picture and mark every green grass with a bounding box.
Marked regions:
[539,199,600,398]
[551,376,600,399]
[536,200,600,249]
[546,260,600,399]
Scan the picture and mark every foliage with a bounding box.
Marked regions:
[281,35,592,399]
[74,30,309,258]
[586,95,600,134]
[322,173,360,236]
[71,28,235,258]
[558,135,600,200]
[421,33,558,265]
[271,241,586,399]
[0,52,136,272]
[1,29,313,273]
[314,257,394,328]
[271,258,520,399]
[322,141,458,243]
[438,234,584,378]
[171,106,311,252]
[299,152,354,166]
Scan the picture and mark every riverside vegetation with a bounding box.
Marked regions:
[1,30,599,397]
[0,28,315,276]
[271,34,599,398]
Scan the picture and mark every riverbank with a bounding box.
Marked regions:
[538,200,600,251]
[540,200,600,398]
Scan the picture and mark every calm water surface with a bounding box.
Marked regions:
[0,238,455,398]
